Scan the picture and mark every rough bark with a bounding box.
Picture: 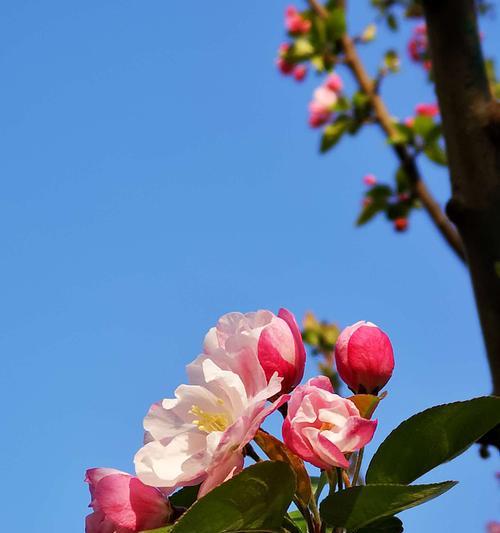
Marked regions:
[423,0,500,399]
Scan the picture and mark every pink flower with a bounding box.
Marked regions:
[293,64,307,82]
[415,103,439,117]
[277,57,295,75]
[404,116,415,128]
[335,322,394,394]
[283,377,377,469]
[487,522,500,533]
[363,174,377,186]
[308,86,338,127]
[203,309,306,395]
[285,6,311,35]
[325,73,343,93]
[135,341,287,497]
[407,23,429,68]
[276,43,295,75]
[85,468,173,533]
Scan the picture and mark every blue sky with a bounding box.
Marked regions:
[1,1,498,531]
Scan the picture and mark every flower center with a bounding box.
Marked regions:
[320,422,334,431]
[190,405,230,433]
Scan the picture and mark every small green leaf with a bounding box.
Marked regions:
[320,116,350,153]
[366,396,500,485]
[170,462,295,533]
[423,143,447,166]
[286,511,307,533]
[320,482,456,529]
[357,516,403,533]
[356,201,383,226]
[413,115,435,139]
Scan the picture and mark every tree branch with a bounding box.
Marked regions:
[422,0,500,402]
[307,0,466,263]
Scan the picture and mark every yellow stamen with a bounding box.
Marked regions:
[190,405,230,433]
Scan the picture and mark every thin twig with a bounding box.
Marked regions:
[307,0,466,263]
[352,447,364,486]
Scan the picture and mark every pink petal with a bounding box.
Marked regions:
[95,474,171,532]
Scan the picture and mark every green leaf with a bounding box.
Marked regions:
[170,462,295,533]
[320,116,350,153]
[357,516,403,532]
[366,396,500,485]
[286,511,307,533]
[423,143,447,166]
[325,8,346,40]
[170,485,199,509]
[356,201,383,226]
[413,115,435,139]
[320,482,456,530]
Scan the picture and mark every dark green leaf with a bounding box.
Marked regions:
[367,396,500,485]
[326,8,346,40]
[320,116,350,153]
[170,485,199,509]
[356,201,383,226]
[170,462,295,533]
[423,143,447,166]
[357,516,403,533]
[386,13,398,31]
[320,482,456,530]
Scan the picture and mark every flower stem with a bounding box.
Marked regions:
[352,448,364,486]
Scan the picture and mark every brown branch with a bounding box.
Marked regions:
[307,0,466,263]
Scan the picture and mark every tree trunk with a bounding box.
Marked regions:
[423,0,500,404]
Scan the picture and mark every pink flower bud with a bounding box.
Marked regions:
[363,174,377,186]
[487,522,500,533]
[283,377,377,469]
[293,64,307,82]
[335,322,394,394]
[285,6,311,34]
[394,217,409,232]
[415,103,439,117]
[85,468,173,533]
[276,57,295,75]
[324,73,343,93]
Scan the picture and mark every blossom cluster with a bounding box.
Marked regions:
[308,73,343,128]
[85,310,394,532]
[407,23,431,71]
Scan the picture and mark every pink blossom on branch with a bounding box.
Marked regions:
[293,64,308,82]
[487,522,500,533]
[285,6,311,35]
[325,73,343,93]
[335,321,394,394]
[415,102,439,117]
[134,319,290,497]
[203,308,306,395]
[282,376,377,469]
[363,174,377,186]
[85,468,173,533]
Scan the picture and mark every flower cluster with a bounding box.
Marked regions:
[407,23,431,71]
[308,73,344,128]
[285,5,311,35]
[276,43,308,82]
[85,308,395,532]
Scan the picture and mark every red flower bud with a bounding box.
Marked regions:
[394,217,408,232]
[335,321,394,394]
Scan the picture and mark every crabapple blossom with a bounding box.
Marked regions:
[335,321,394,394]
[285,6,311,35]
[325,73,343,93]
[293,64,307,82]
[134,343,286,498]
[363,174,377,186]
[282,376,377,469]
[85,468,173,533]
[203,308,306,395]
[415,103,439,117]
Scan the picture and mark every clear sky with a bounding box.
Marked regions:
[1,1,498,531]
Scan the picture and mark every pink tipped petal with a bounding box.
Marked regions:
[85,511,117,533]
[283,377,376,469]
[199,451,245,498]
[95,474,171,532]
